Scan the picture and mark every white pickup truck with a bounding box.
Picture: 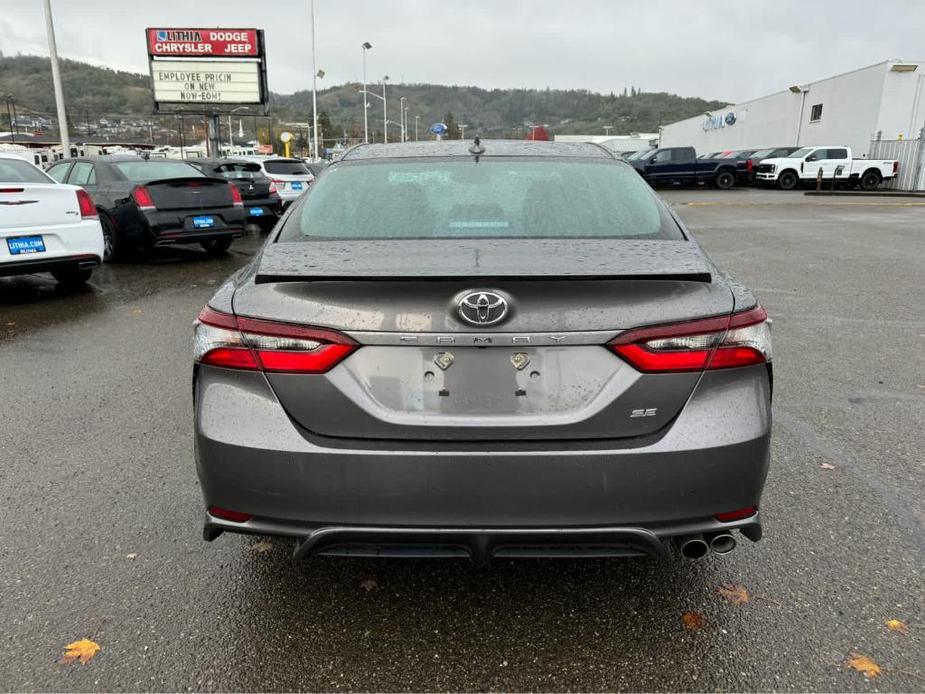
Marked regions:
[755,146,899,190]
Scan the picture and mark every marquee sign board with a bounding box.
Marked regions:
[151,60,263,104]
[146,27,268,109]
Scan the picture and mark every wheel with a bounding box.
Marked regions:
[51,266,92,286]
[715,170,735,190]
[201,237,233,256]
[99,213,119,261]
[860,171,881,191]
[778,170,798,190]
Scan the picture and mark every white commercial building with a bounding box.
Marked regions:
[659,60,925,157]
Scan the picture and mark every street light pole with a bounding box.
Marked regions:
[415,115,419,141]
[382,77,388,144]
[310,0,319,160]
[361,42,372,144]
[404,107,409,143]
[399,97,407,142]
[42,0,70,154]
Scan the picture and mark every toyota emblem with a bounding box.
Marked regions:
[457,291,509,326]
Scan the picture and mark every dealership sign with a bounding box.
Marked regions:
[151,60,263,104]
[703,111,738,131]
[147,27,267,109]
[147,28,260,57]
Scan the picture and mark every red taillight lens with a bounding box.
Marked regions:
[76,188,97,218]
[609,306,771,373]
[746,159,753,172]
[229,183,243,206]
[714,506,758,522]
[208,506,252,523]
[268,181,279,196]
[131,185,155,210]
[893,161,899,175]
[194,306,358,373]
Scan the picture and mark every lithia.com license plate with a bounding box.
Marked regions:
[7,236,46,255]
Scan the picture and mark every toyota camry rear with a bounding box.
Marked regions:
[193,140,772,562]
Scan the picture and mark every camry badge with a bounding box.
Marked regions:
[457,291,509,327]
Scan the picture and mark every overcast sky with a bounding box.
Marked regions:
[2,0,923,101]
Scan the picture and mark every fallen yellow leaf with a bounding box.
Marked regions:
[846,653,881,678]
[251,541,273,554]
[681,611,706,630]
[886,619,908,634]
[717,583,751,604]
[62,639,100,664]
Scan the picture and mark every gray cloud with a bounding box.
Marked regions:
[2,0,922,101]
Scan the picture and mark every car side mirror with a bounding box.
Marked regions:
[806,155,817,162]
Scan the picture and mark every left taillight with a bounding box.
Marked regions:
[229,183,243,207]
[608,306,771,373]
[194,306,357,373]
[76,188,97,218]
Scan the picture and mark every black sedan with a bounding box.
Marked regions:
[46,155,246,260]
[189,158,283,231]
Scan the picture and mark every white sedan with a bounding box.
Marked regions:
[0,152,104,285]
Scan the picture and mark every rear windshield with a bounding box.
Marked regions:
[280,159,682,241]
[264,160,311,175]
[212,162,263,180]
[0,157,54,183]
[113,161,205,183]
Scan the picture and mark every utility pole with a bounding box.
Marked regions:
[400,97,406,142]
[4,97,15,144]
[310,0,319,160]
[42,0,70,154]
[415,115,419,141]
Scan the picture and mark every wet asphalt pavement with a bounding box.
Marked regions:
[1,189,923,691]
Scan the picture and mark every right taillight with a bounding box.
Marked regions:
[194,306,357,373]
[131,185,155,211]
[76,188,97,218]
[609,306,771,373]
[893,161,899,175]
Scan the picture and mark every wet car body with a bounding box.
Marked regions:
[189,158,283,231]
[193,140,773,563]
[47,155,246,258]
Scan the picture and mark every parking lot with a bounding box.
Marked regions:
[1,188,923,691]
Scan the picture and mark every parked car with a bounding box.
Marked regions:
[189,158,283,231]
[193,139,772,563]
[738,147,801,184]
[0,152,103,285]
[755,146,899,190]
[718,149,759,184]
[245,157,315,207]
[630,146,739,189]
[46,156,246,259]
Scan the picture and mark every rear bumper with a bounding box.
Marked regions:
[141,208,246,245]
[194,364,772,557]
[0,253,100,278]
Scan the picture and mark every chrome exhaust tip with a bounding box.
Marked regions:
[707,532,736,555]
[677,535,709,560]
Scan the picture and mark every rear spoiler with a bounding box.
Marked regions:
[143,176,229,186]
[253,239,714,285]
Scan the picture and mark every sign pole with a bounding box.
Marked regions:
[42,0,70,154]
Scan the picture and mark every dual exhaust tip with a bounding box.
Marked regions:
[677,532,736,559]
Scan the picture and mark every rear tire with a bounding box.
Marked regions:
[51,267,92,286]
[201,237,233,256]
[860,171,881,191]
[778,170,799,190]
[100,213,119,262]
[715,170,735,190]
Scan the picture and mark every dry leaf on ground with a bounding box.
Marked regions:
[251,541,273,554]
[681,611,706,629]
[62,639,100,664]
[846,653,882,678]
[886,619,908,634]
[717,583,751,604]
[360,578,379,592]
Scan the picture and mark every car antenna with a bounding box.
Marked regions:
[469,135,485,162]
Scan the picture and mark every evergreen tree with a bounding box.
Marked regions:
[443,111,459,140]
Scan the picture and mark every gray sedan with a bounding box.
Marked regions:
[192,139,772,563]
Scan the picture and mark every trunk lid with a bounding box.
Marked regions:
[235,240,733,442]
[0,184,80,229]
[145,177,233,210]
